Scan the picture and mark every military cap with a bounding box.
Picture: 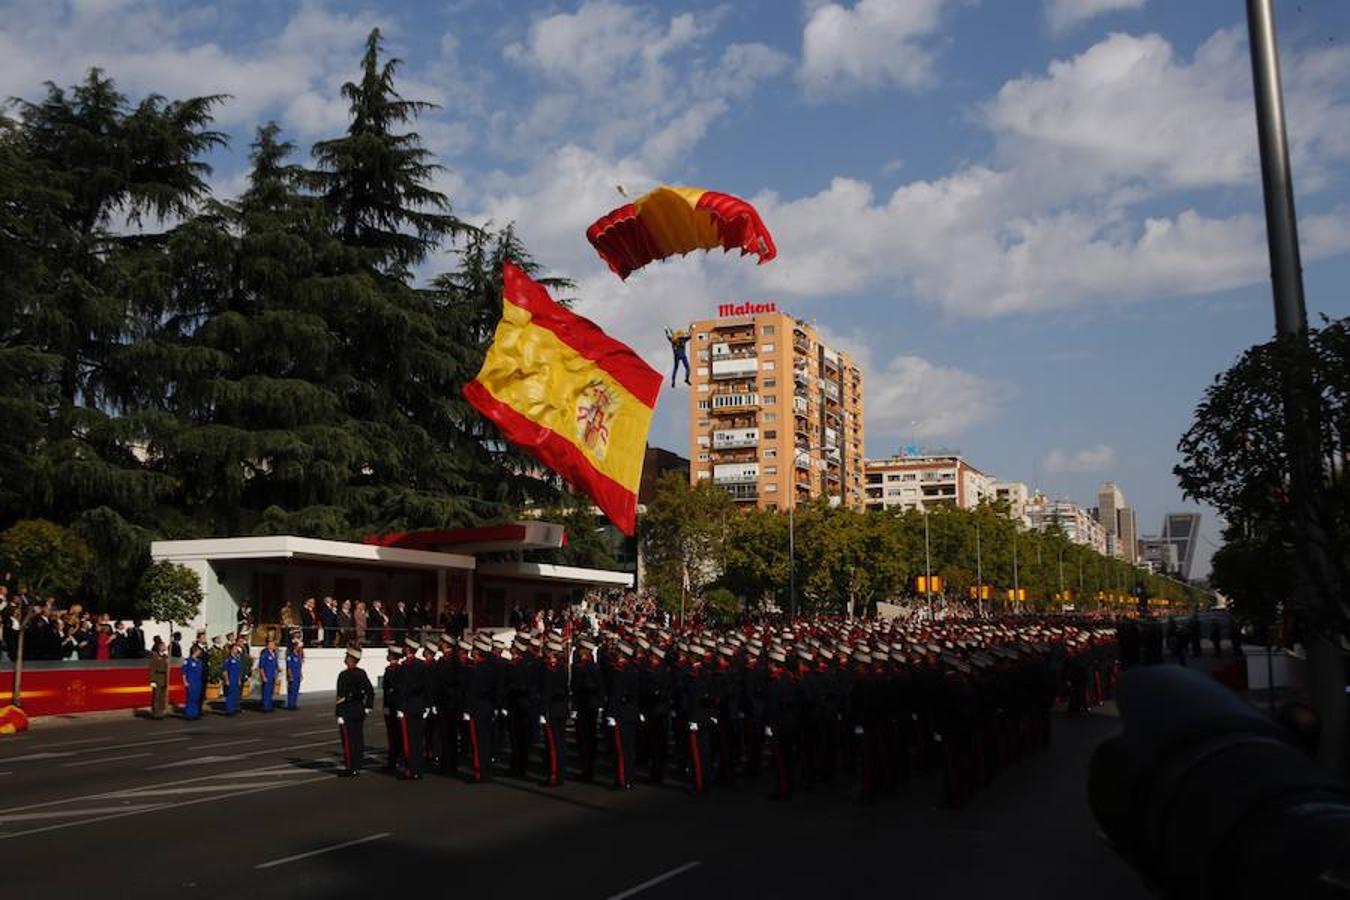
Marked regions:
[346,647,363,661]
[404,637,420,651]
[768,648,787,663]
[387,646,402,661]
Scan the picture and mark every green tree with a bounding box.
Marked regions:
[135,560,203,629]
[639,474,736,613]
[0,519,93,598]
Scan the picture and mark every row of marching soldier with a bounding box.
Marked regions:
[334,615,1120,808]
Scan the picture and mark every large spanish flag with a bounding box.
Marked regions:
[463,262,662,536]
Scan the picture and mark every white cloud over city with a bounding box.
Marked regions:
[1043,444,1118,474]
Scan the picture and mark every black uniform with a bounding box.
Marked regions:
[639,656,673,783]
[434,651,463,775]
[397,655,430,778]
[464,652,502,782]
[607,659,641,788]
[571,653,602,781]
[383,659,404,770]
[336,666,375,774]
[539,658,570,785]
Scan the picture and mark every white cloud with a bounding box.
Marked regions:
[865,355,1014,443]
[748,29,1350,317]
[799,0,953,97]
[1044,0,1146,37]
[0,1,382,134]
[1043,444,1118,473]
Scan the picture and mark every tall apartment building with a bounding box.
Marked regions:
[993,481,1031,528]
[688,305,865,510]
[1095,481,1138,563]
[1027,493,1108,554]
[864,453,995,513]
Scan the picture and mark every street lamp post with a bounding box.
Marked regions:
[974,516,983,619]
[788,502,796,619]
[1012,528,1020,614]
[923,507,933,620]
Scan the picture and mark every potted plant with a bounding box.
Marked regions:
[133,561,204,710]
[205,645,224,700]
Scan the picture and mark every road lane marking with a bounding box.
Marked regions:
[4,757,343,815]
[0,804,163,824]
[191,739,263,750]
[289,728,337,738]
[0,776,331,840]
[114,784,305,798]
[62,753,152,768]
[144,740,331,771]
[255,832,392,870]
[605,861,703,900]
[0,752,80,763]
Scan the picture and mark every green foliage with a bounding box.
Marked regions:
[1176,318,1350,633]
[1,32,577,609]
[639,474,737,611]
[0,519,93,598]
[134,560,203,626]
[702,587,740,624]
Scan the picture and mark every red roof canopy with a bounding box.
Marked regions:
[363,522,567,554]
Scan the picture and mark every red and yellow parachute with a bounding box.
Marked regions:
[586,186,776,280]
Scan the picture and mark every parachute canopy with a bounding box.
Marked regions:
[586,185,777,280]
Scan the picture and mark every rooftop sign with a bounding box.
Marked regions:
[717,301,777,317]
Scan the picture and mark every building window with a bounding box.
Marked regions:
[697,333,708,341]
[762,325,775,335]
[697,400,710,410]
[698,453,709,462]
[763,394,776,404]
[764,448,777,458]
[763,413,776,422]
[696,366,708,376]
[697,350,709,361]
[764,379,776,388]
[764,430,777,439]
[765,466,777,476]
[698,384,709,393]
[763,360,775,371]
[887,473,903,482]
[765,483,778,493]
[698,419,710,427]
[762,342,775,352]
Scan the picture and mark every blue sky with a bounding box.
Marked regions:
[5,0,1350,575]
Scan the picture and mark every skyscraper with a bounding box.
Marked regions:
[1161,512,1201,581]
[1096,481,1138,563]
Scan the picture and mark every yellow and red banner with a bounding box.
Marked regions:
[586,185,777,280]
[463,262,661,535]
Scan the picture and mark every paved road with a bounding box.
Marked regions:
[0,695,1149,899]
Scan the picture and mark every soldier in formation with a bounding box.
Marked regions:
[346,614,1118,811]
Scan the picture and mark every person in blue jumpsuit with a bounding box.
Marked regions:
[665,326,691,387]
[285,634,304,710]
[223,642,243,715]
[258,637,279,712]
[182,644,205,720]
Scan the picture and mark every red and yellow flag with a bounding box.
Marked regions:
[463,262,662,536]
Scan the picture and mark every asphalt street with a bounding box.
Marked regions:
[0,694,1150,900]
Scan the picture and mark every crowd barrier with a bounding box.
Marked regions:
[0,660,185,717]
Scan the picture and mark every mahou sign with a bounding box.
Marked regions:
[717,301,777,317]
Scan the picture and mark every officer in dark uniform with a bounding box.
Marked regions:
[382,645,403,771]
[397,637,429,780]
[712,643,743,786]
[464,633,501,782]
[434,632,462,776]
[336,647,374,777]
[764,647,801,799]
[639,643,673,784]
[742,643,768,778]
[421,638,441,766]
[682,644,716,796]
[606,642,640,789]
[504,635,540,778]
[571,639,602,782]
[539,637,570,786]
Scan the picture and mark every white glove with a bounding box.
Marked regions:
[498,709,508,718]
[639,713,646,723]
[933,734,944,743]
[911,713,919,721]
[604,717,616,727]
[396,711,405,719]
[569,710,577,721]
[689,722,699,732]
[764,726,774,738]
[538,715,547,726]
[710,717,719,726]
[337,716,346,725]
[853,725,864,736]
[365,709,372,715]
[462,712,471,722]
[423,709,430,719]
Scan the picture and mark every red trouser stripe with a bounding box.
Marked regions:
[613,724,627,786]
[467,719,482,781]
[400,718,411,766]
[545,724,559,783]
[339,723,352,770]
[689,731,704,794]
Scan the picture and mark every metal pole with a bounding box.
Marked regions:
[1012,529,1020,613]
[975,518,983,619]
[788,502,796,620]
[1247,0,1346,769]
[923,509,933,619]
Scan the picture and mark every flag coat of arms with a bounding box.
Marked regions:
[463,261,662,535]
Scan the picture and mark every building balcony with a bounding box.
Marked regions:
[712,428,759,450]
[709,393,759,413]
[711,357,759,380]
